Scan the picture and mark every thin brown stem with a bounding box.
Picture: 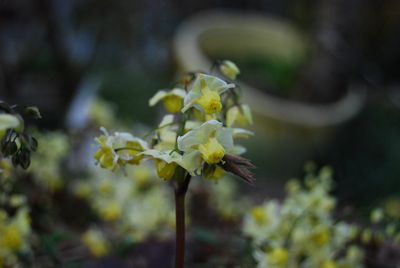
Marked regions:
[174,174,191,268]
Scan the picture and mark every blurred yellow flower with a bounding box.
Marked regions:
[251,207,268,225]
[99,202,121,222]
[311,228,330,246]
[321,260,336,268]
[267,247,289,267]
[0,225,22,251]
[149,88,186,113]
[219,60,240,80]
[204,166,225,181]
[226,104,253,127]
[156,160,177,181]
[370,208,384,223]
[82,228,110,258]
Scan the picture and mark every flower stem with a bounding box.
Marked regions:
[174,174,191,268]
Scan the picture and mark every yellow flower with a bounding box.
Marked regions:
[285,179,301,194]
[204,165,225,181]
[251,207,268,225]
[226,104,253,127]
[198,137,225,164]
[312,228,330,246]
[156,160,177,181]
[0,225,22,251]
[361,229,372,244]
[384,197,400,219]
[182,74,234,114]
[100,202,121,222]
[321,260,336,268]
[74,182,91,199]
[94,128,148,171]
[88,98,117,128]
[149,88,186,113]
[178,120,234,168]
[82,229,110,258]
[94,135,116,170]
[123,141,145,165]
[141,149,202,177]
[195,86,222,115]
[268,247,289,267]
[370,208,384,223]
[219,60,240,80]
[98,181,113,196]
[163,95,183,113]
[131,164,153,187]
[0,158,12,179]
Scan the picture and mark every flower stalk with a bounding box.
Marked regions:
[174,173,191,268]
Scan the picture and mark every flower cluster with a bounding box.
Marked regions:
[94,60,254,184]
[243,167,364,268]
[360,202,400,246]
[29,131,70,192]
[73,163,175,252]
[0,198,32,266]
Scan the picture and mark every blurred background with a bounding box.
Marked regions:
[1,0,400,261]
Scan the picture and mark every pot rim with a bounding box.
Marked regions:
[173,10,366,127]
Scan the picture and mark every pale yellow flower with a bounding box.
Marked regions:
[177,120,234,166]
[82,228,110,258]
[182,74,234,114]
[219,60,240,80]
[155,160,177,181]
[226,104,253,127]
[149,88,186,113]
[94,128,148,171]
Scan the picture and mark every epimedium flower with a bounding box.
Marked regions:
[219,60,240,80]
[244,168,365,268]
[155,160,177,181]
[182,74,234,115]
[177,120,234,165]
[177,119,255,183]
[226,104,253,127]
[90,63,255,268]
[149,88,186,113]
[141,149,202,178]
[153,115,178,151]
[203,165,226,181]
[82,228,110,258]
[0,207,31,264]
[94,128,148,171]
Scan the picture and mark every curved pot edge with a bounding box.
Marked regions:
[173,10,366,128]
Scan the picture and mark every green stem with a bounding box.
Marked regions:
[174,174,191,268]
